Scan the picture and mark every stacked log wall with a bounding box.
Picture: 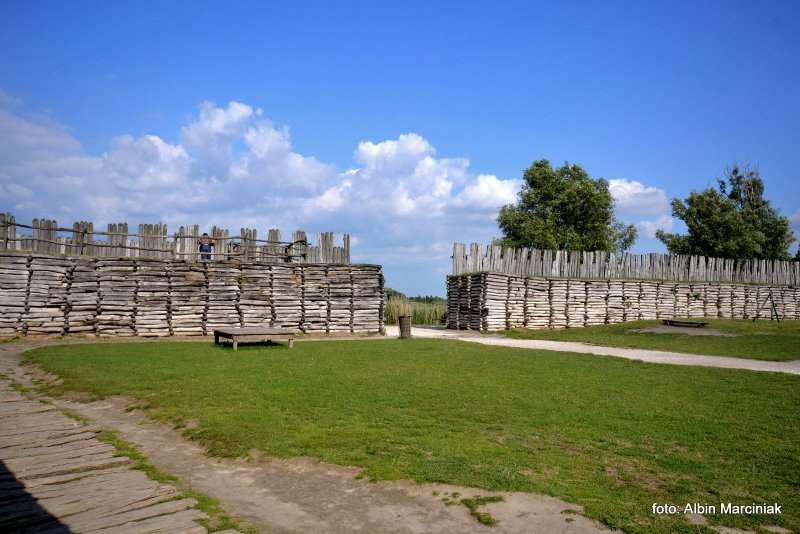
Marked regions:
[447,272,799,331]
[0,253,383,336]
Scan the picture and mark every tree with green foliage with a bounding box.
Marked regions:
[656,166,795,259]
[497,159,636,252]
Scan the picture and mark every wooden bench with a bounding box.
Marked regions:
[661,319,708,328]
[213,327,296,350]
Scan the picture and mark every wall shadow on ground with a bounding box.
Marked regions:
[0,459,70,533]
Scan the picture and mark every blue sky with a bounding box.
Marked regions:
[1,0,798,295]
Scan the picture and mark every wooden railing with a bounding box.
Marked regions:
[0,213,350,263]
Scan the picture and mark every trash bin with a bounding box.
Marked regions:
[399,315,412,339]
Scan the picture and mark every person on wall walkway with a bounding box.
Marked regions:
[198,233,214,261]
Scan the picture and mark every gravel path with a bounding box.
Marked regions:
[385,326,800,375]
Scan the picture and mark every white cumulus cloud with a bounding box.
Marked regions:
[609,178,670,217]
[232,121,334,193]
[180,101,260,180]
[453,174,520,209]
[339,134,476,218]
[305,180,352,212]
[636,215,673,239]
[0,94,523,294]
[355,133,434,173]
[104,135,190,191]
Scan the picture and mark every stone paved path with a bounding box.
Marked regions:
[384,326,800,375]
[0,376,218,533]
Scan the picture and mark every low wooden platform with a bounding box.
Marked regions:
[661,319,708,328]
[213,327,296,350]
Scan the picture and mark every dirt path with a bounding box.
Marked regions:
[385,326,800,375]
[0,340,607,534]
[0,379,211,533]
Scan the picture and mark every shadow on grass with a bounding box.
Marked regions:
[213,340,292,351]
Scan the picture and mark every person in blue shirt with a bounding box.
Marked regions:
[198,233,214,261]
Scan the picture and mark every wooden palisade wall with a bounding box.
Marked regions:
[452,243,800,286]
[0,253,384,337]
[447,272,799,331]
[0,213,350,264]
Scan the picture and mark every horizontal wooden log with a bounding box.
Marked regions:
[448,272,799,331]
[0,255,384,337]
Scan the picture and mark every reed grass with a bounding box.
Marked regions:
[385,296,446,325]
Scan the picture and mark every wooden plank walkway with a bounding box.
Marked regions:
[0,380,210,533]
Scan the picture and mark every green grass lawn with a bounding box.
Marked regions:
[25,340,800,534]
[500,319,800,361]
